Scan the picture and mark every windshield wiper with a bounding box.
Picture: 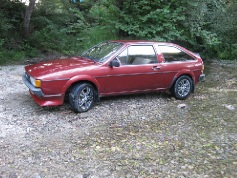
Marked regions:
[89,56,97,63]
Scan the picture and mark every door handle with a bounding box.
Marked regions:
[152,66,161,71]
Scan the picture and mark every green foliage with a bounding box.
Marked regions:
[0,39,4,61]
[0,0,27,64]
[89,0,187,41]
[184,0,237,59]
[211,1,237,59]
[29,0,117,55]
[218,44,237,60]
[0,39,39,65]
[0,12,13,39]
[0,0,237,64]
[29,4,87,55]
[78,26,118,50]
[0,49,26,65]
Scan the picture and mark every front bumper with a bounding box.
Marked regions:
[22,73,44,98]
[199,74,205,82]
[22,73,64,106]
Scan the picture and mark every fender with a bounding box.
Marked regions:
[61,74,101,94]
[169,69,195,89]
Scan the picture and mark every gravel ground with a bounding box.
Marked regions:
[0,61,236,178]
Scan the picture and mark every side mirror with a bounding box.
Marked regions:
[109,59,120,67]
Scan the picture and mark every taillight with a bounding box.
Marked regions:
[202,65,204,71]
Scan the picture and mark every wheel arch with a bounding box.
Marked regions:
[63,76,100,102]
[169,72,195,93]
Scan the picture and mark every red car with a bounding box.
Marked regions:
[22,40,205,112]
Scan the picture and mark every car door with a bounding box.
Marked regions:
[157,45,197,88]
[105,45,162,95]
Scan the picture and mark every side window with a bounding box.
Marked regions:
[117,49,127,65]
[117,46,157,65]
[159,45,196,62]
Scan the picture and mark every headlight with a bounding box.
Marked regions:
[30,76,41,88]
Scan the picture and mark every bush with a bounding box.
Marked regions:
[218,44,237,60]
[0,50,25,65]
[77,26,118,51]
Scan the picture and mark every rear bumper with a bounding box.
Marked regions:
[22,73,64,106]
[199,74,205,82]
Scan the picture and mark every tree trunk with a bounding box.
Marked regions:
[23,0,36,38]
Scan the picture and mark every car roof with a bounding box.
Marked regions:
[110,40,172,46]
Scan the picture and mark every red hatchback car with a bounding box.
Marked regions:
[23,40,205,112]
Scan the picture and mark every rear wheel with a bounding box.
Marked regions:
[171,75,192,100]
[69,83,95,113]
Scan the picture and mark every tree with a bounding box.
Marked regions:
[183,0,237,59]
[23,0,36,38]
[89,0,188,41]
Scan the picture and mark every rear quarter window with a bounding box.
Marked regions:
[158,45,196,62]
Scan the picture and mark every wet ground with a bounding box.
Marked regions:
[0,60,236,177]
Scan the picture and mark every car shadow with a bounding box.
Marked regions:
[10,91,172,114]
[99,91,172,103]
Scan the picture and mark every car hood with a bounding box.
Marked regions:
[25,56,97,79]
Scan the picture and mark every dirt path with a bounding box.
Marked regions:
[0,61,236,177]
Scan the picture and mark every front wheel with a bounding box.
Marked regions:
[69,83,95,113]
[171,75,192,100]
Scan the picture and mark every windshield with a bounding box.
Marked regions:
[81,42,123,63]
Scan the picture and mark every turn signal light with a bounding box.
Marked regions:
[35,80,41,88]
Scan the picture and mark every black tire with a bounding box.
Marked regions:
[69,83,95,113]
[171,75,192,100]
